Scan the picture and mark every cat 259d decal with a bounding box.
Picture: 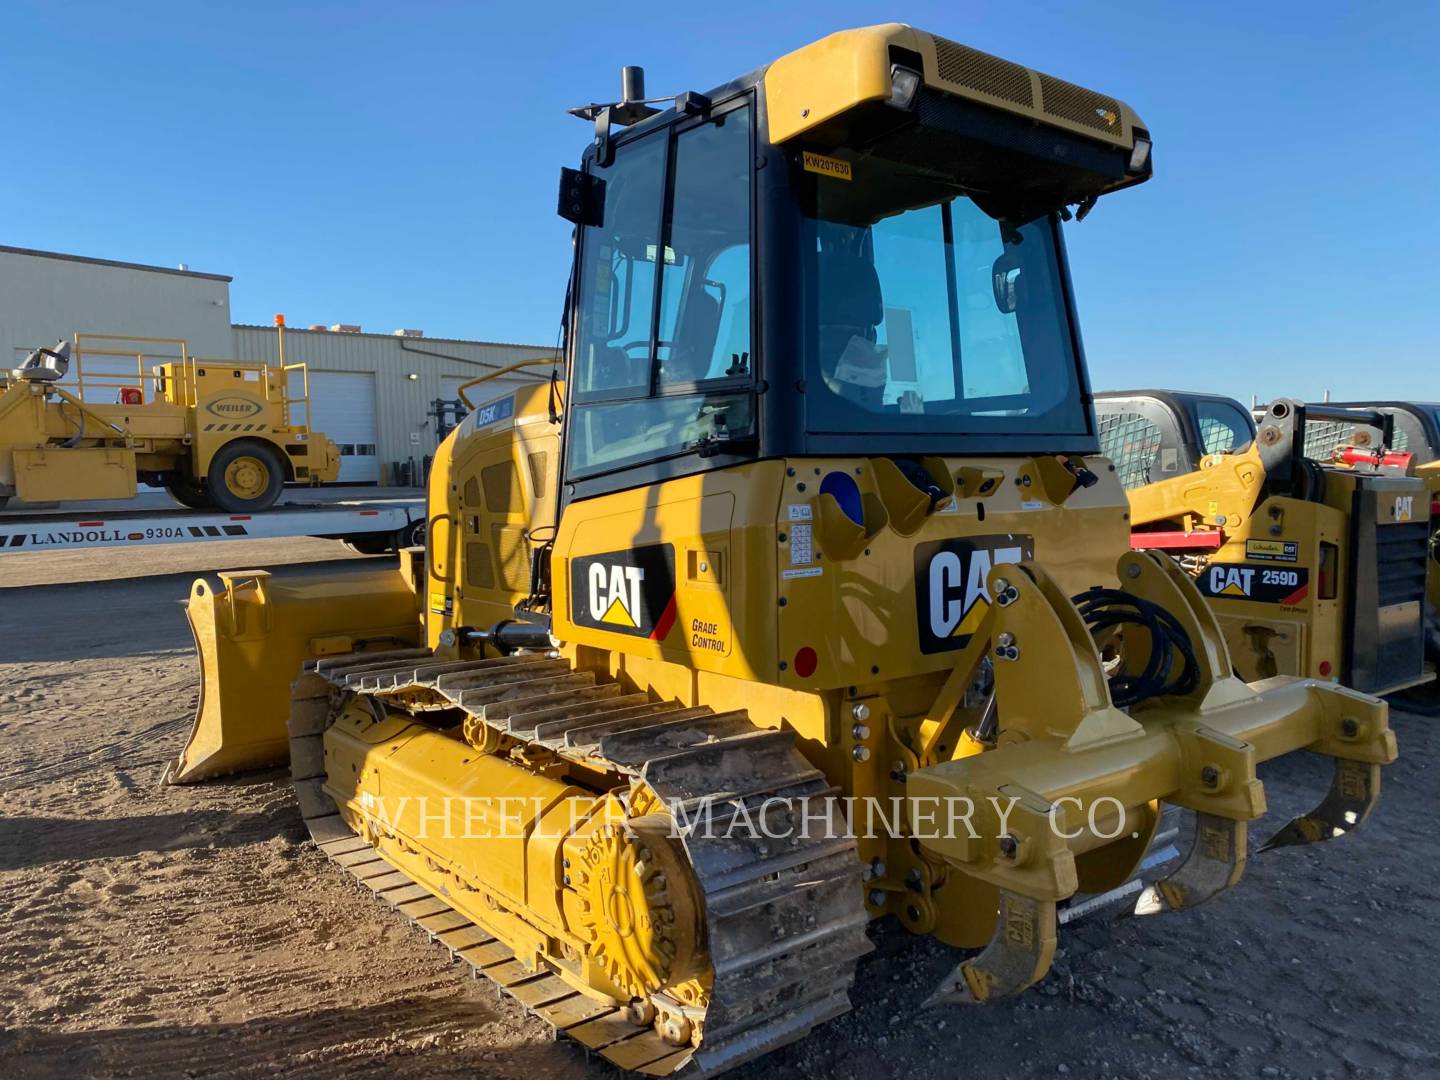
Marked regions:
[569,543,678,640]
[915,535,1035,654]
[1198,563,1309,605]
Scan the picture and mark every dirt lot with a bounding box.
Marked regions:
[1,541,1436,1079]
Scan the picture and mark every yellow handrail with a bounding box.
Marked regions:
[72,333,194,406]
[456,357,561,409]
[283,363,311,430]
[65,328,315,426]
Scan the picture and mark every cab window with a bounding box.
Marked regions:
[1097,408,1165,489]
[569,103,753,477]
[1194,399,1254,455]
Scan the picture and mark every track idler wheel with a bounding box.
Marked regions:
[569,810,708,1018]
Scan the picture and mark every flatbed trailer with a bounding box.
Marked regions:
[0,499,424,555]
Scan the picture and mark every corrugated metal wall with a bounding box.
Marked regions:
[0,247,234,367]
[0,246,555,484]
[231,325,555,480]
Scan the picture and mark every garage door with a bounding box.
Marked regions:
[440,375,472,404]
[308,371,379,483]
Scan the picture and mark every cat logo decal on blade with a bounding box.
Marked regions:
[570,544,677,640]
[915,535,1033,654]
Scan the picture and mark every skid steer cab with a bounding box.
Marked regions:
[172,23,1397,1075]
[1098,391,1435,705]
[0,325,339,513]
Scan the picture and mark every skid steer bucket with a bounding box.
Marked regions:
[910,551,1396,1004]
[166,565,422,783]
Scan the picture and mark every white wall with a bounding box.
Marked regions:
[0,247,234,368]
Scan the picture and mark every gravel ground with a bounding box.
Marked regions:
[0,541,1435,1079]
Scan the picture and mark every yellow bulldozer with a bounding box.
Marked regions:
[0,324,339,512]
[1095,390,1436,711]
[168,26,1398,1074]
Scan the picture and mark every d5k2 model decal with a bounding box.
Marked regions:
[1199,563,1309,605]
[570,543,678,640]
[915,535,1034,655]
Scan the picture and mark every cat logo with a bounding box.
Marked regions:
[570,543,677,640]
[915,535,1033,654]
[1207,565,1255,597]
[589,563,645,628]
[1394,495,1414,522]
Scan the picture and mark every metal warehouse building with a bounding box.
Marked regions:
[1,245,555,483]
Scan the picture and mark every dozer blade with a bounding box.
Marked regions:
[910,552,1397,1004]
[166,566,421,783]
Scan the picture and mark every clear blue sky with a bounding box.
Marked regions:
[5,1,1436,402]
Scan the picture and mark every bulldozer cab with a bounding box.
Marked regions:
[1094,390,1255,489]
[560,31,1153,504]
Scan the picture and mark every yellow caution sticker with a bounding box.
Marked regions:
[802,151,852,181]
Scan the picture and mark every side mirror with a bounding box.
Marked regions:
[992,251,1023,314]
[557,167,606,227]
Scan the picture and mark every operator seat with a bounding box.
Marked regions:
[817,252,886,408]
[664,290,722,383]
[11,341,72,383]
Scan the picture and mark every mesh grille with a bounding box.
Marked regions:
[481,461,523,514]
[527,451,550,500]
[1098,410,1164,490]
[1197,417,1245,455]
[465,542,496,589]
[491,523,530,592]
[1300,419,1408,461]
[462,476,481,507]
[931,36,1033,107]
[1303,419,1352,462]
[1037,72,1123,135]
[1375,521,1430,607]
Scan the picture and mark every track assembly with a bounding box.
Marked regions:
[288,648,872,1075]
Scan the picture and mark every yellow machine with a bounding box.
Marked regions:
[0,324,339,512]
[1298,400,1440,713]
[169,27,1398,1075]
[1097,391,1434,703]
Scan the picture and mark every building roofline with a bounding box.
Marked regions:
[231,323,553,352]
[0,244,233,282]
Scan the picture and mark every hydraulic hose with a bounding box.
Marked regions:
[1072,588,1200,707]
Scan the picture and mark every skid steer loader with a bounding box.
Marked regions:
[1296,400,1440,713]
[1096,390,1434,705]
[168,26,1397,1075]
